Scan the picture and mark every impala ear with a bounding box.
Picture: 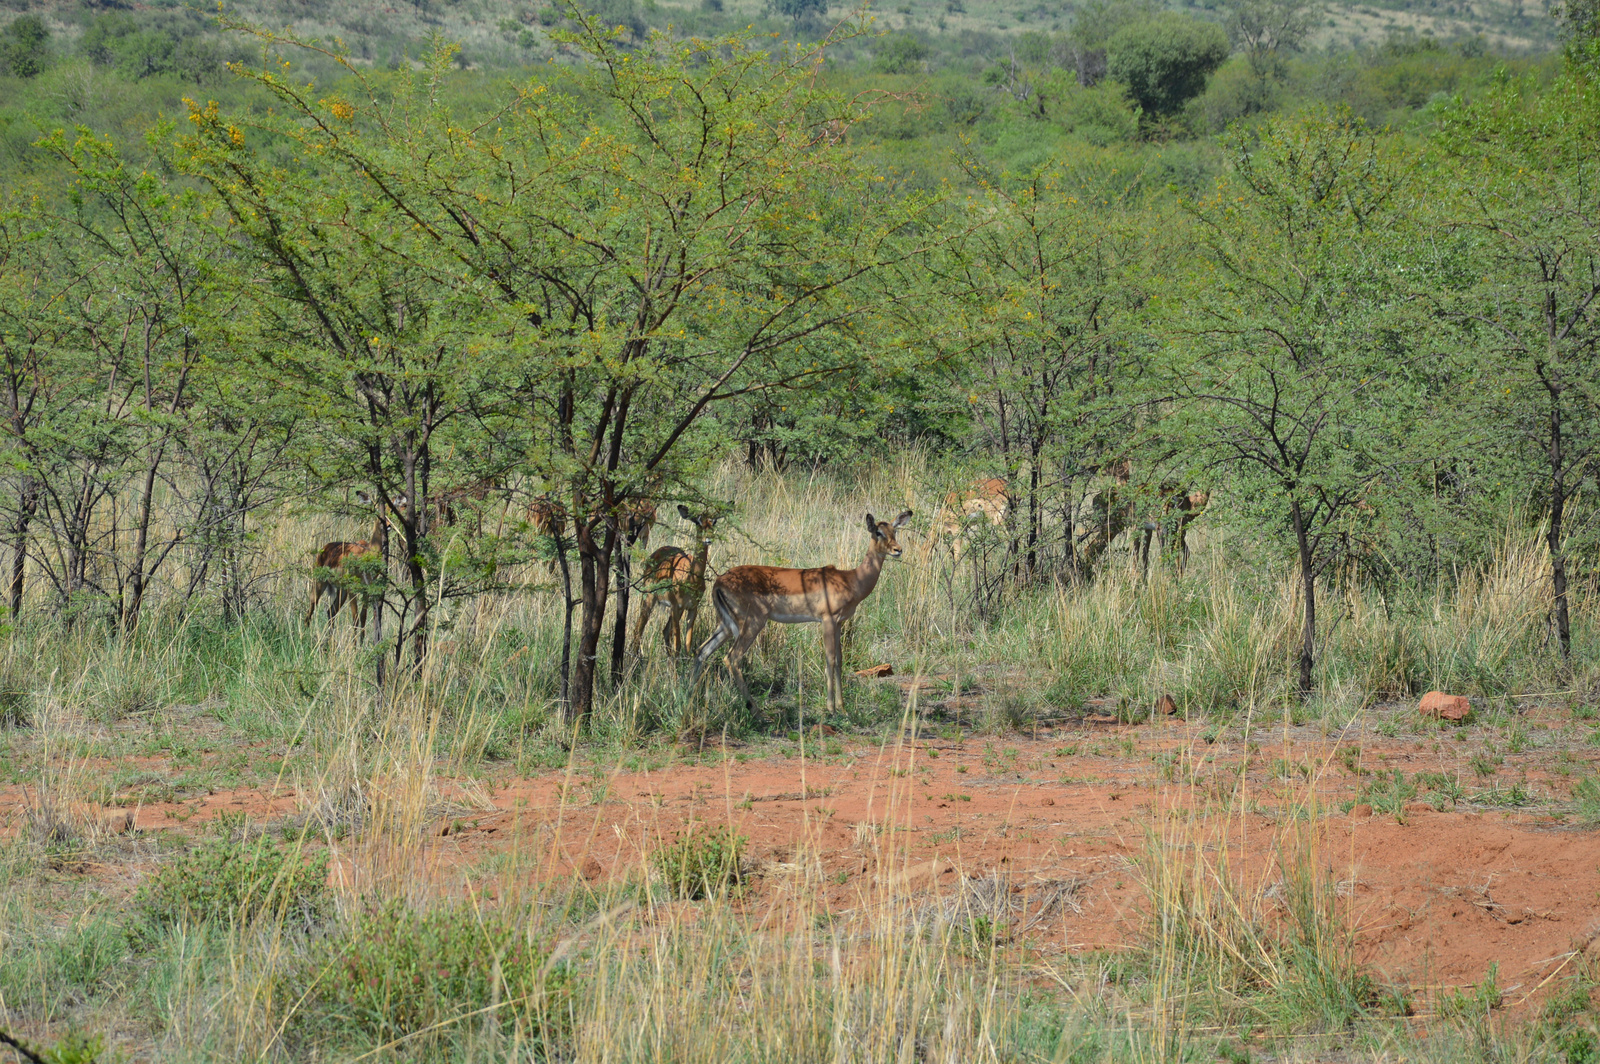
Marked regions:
[865,512,881,538]
[894,510,913,528]
[677,503,693,521]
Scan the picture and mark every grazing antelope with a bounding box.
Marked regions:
[631,505,720,656]
[932,478,1012,559]
[305,491,391,629]
[694,510,913,716]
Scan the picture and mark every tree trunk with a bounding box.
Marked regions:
[1026,445,1040,581]
[1291,498,1316,698]
[569,518,615,723]
[8,476,37,618]
[372,498,388,693]
[123,453,164,631]
[1547,395,1571,660]
[609,533,633,688]
[555,532,575,714]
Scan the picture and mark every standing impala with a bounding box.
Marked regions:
[305,491,391,630]
[632,505,721,657]
[694,510,912,716]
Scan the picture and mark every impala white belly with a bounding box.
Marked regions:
[770,611,821,624]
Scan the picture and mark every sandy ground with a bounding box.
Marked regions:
[9,696,1599,1021]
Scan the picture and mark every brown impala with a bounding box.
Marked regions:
[694,510,912,715]
[633,505,721,657]
[305,491,391,629]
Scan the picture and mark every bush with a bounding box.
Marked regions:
[0,14,49,77]
[875,33,930,74]
[132,836,330,940]
[294,901,570,1053]
[653,826,745,899]
[1107,12,1230,117]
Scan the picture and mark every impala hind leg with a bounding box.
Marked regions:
[662,602,686,655]
[690,607,735,684]
[723,622,764,713]
[680,600,702,656]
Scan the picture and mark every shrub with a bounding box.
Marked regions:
[875,33,930,74]
[295,901,570,1053]
[1107,12,1230,117]
[132,835,330,940]
[0,14,49,78]
[653,826,745,899]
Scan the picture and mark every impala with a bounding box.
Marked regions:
[528,496,568,573]
[932,478,1011,559]
[1136,486,1209,575]
[305,491,392,629]
[694,510,912,715]
[631,505,720,656]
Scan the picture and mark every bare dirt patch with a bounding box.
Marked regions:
[7,706,1600,1016]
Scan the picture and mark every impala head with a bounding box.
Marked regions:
[677,503,724,545]
[865,510,914,558]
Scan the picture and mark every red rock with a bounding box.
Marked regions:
[855,664,894,679]
[1155,694,1178,715]
[580,856,603,881]
[1419,691,1470,722]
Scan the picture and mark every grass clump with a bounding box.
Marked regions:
[0,1029,105,1064]
[132,835,330,941]
[653,826,745,900]
[289,900,571,1056]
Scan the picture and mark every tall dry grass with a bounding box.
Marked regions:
[2,455,1596,1061]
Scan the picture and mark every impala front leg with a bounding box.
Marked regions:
[820,617,843,715]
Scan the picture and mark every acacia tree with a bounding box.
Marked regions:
[0,196,74,619]
[950,160,1155,586]
[1437,62,1600,662]
[1170,111,1431,697]
[42,130,236,629]
[179,88,511,671]
[181,15,953,718]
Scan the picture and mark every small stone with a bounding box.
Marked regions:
[580,856,603,881]
[1040,797,1055,807]
[1155,693,1178,715]
[1419,691,1470,722]
[1350,803,1374,820]
[854,664,894,679]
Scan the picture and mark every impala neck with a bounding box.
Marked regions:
[689,536,712,580]
[852,541,890,597]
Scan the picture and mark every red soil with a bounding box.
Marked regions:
[7,707,1600,1017]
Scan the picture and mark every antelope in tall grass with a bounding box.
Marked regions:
[528,496,568,573]
[694,510,912,715]
[631,505,720,656]
[931,478,1012,559]
[305,491,392,629]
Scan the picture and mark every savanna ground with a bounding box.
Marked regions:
[4,457,1600,1063]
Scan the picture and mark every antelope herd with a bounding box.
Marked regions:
[305,469,1208,711]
